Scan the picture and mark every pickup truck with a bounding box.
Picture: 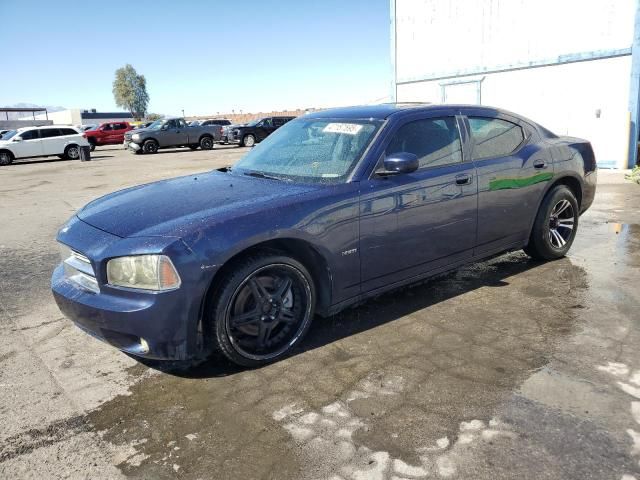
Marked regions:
[85,122,134,151]
[123,118,221,154]
[228,116,295,147]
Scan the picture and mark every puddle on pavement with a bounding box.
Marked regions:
[86,252,591,479]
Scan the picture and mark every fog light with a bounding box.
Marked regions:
[140,338,149,354]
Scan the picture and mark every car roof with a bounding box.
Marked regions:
[304,103,526,121]
[16,125,78,132]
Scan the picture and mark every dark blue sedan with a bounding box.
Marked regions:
[52,104,597,367]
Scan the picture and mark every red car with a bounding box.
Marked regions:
[84,122,134,151]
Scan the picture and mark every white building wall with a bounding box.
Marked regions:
[32,109,80,125]
[393,0,637,168]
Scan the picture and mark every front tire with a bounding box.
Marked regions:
[88,141,96,152]
[0,151,14,166]
[524,185,579,260]
[142,139,158,154]
[208,253,315,367]
[241,134,255,147]
[199,135,214,150]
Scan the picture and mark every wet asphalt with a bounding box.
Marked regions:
[0,146,639,480]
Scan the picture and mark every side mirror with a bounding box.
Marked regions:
[161,124,168,130]
[380,152,419,175]
[12,137,22,142]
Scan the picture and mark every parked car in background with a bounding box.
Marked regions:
[79,124,97,132]
[0,129,10,138]
[85,122,134,151]
[220,124,240,144]
[189,120,201,127]
[229,116,295,147]
[198,119,231,143]
[0,125,89,166]
[123,117,221,154]
[133,121,153,130]
[51,104,597,366]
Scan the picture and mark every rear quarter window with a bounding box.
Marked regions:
[469,117,525,159]
[60,128,78,136]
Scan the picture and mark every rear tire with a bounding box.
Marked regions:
[207,253,315,367]
[64,145,80,160]
[524,185,579,260]
[0,151,14,166]
[142,139,158,154]
[199,135,214,150]
[241,134,255,147]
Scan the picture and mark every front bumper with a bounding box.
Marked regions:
[124,141,141,152]
[51,217,203,361]
[52,265,190,360]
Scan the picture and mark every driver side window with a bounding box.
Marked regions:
[21,130,39,140]
[387,117,463,169]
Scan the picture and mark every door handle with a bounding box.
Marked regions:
[533,160,547,169]
[455,173,472,185]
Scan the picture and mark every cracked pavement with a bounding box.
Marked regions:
[0,147,639,479]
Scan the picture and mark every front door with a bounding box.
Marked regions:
[359,115,478,292]
[256,118,274,141]
[11,129,42,158]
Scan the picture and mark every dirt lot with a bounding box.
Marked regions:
[1,146,639,480]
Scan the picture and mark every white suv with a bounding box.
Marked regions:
[0,126,90,166]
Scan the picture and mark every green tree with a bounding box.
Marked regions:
[112,64,149,120]
[146,113,163,121]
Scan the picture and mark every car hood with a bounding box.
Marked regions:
[77,171,320,238]
[128,128,153,135]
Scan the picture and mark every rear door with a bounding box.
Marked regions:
[39,128,65,155]
[111,123,128,143]
[463,111,553,254]
[359,113,478,291]
[12,129,42,158]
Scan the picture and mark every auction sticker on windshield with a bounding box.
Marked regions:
[323,123,363,135]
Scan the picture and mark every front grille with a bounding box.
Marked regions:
[60,244,99,293]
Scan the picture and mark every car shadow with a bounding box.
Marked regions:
[141,252,549,378]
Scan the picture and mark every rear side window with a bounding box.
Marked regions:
[468,117,524,159]
[273,118,285,127]
[40,128,61,138]
[21,130,39,140]
[386,117,463,169]
[60,128,78,136]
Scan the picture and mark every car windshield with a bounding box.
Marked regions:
[147,120,165,130]
[1,130,17,140]
[245,119,262,127]
[233,118,382,184]
[88,125,100,131]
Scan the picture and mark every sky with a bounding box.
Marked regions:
[0,0,391,116]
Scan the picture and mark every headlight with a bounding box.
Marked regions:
[132,134,140,141]
[106,255,181,291]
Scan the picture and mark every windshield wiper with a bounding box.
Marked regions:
[243,170,288,182]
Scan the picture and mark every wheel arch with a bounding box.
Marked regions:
[199,237,333,339]
[0,148,15,159]
[525,173,583,244]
